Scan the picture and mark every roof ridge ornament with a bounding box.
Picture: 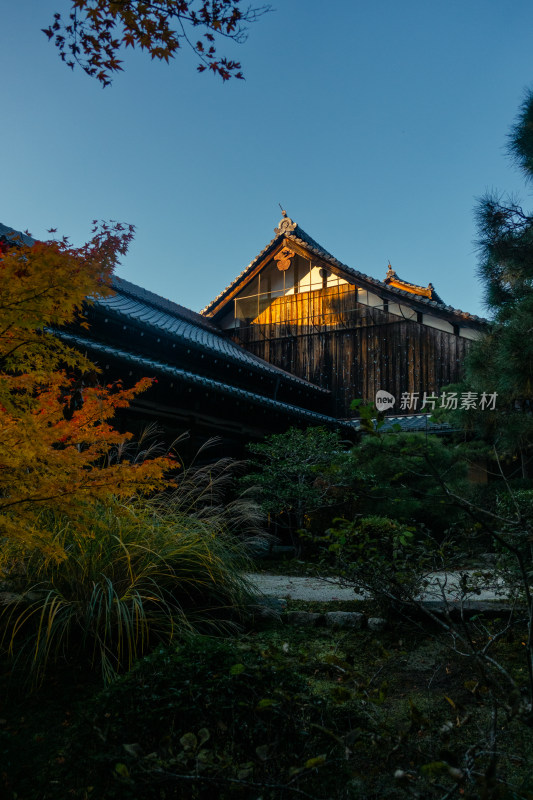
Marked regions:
[384,263,436,300]
[275,208,297,236]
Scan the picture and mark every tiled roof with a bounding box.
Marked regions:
[111,276,220,335]
[0,222,34,246]
[53,330,345,428]
[201,220,489,325]
[0,219,328,396]
[348,414,457,434]
[384,266,445,304]
[94,285,330,395]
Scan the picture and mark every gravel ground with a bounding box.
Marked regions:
[244,573,360,602]
[244,571,510,603]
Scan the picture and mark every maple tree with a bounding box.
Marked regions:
[0,223,175,558]
[43,0,271,87]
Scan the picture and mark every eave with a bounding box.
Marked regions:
[90,287,330,397]
[53,330,348,430]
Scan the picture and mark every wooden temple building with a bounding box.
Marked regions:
[1,217,488,451]
[202,213,487,419]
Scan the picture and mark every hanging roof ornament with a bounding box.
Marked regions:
[275,208,297,236]
[274,246,295,271]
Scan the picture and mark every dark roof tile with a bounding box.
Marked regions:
[348,414,457,434]
[94,288,330,394]
[54,330,344,428]
[0,223,34,246]
[112,276,221,334]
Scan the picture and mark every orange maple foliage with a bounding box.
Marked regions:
[0,223,176,558]
[42,1,271,86]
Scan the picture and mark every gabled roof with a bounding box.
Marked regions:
[201,214,488,326]
[0,220,328,398]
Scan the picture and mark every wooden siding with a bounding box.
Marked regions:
[232,284,470,417]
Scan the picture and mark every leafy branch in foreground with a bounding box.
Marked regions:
[329,439,533,798]
[0,223,175,558]
[43,0,272,86]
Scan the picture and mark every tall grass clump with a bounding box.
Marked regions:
[0,451,264,685]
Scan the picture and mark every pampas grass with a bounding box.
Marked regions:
[1,445,266,685]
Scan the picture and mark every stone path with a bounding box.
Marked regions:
[244,571,511,604]
[244,573,360,602]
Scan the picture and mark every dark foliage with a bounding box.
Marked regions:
[435,89,533,476]
[41,635,350,799]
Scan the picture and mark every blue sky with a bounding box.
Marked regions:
[3,1,533,318]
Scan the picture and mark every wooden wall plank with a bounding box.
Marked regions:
[235,284,472,417]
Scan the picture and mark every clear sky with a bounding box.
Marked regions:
[3,1,533,319]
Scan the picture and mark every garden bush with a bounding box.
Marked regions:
[242,427,351,548]
[312,515,447,615]
[47,634,351,800]
[1,498,256,684]
[341,433,469,536]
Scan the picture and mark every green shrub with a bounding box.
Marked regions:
[491,489,533,595]
[497,488,533,523]
[242,427,350,546]
[342,433,469,535]
[314,515,444,615]
[52,635,349,800]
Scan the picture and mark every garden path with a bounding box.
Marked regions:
[245,571,510,604]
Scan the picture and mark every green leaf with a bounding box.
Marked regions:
[256,698,276,709]
[229,663,246,675]
[122,743,142,758]
[443,695,456,709]
[305,755,326,769]
[197,728,210,746]
[421,761,448,777]
[255,744,270,761]
[330,686,353,703]
[179,732,197,750]
[323,654,351,670]
[114,763,130,779]
[237,762,254,779]
[289,765,305,777]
